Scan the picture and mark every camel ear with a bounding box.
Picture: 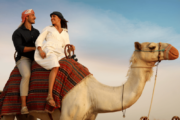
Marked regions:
[134,42,141,50]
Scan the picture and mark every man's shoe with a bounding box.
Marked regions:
[21,106,29,114]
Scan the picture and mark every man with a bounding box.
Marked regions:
[12,9,40,114]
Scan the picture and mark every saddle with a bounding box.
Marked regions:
[0,45,91,116]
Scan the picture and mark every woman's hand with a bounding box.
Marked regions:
[71,45,75,51]
[39,50,46,59]
[68,45,75,52]
[37,46,46,59]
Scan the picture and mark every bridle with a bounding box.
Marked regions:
[134,42,163,66]
[134,42,173,61]
[121,42,166,118]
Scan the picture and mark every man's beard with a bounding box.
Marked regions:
[28,19,35,24]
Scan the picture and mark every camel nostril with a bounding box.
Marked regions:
[168,46,179,60]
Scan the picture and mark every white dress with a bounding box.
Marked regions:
[34,26,70,70]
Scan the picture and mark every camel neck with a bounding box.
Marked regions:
[87,62,153,113]
[123,66,151,108]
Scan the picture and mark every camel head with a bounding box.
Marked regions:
[132,42,179,64]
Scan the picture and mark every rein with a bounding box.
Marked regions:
[121,43,162,119]
[135,49,165,52]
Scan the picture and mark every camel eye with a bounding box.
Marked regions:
[149,46,156,50]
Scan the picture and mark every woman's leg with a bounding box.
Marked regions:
[16,56,32,113]
[47,67,59,106]
[21,96,27,106]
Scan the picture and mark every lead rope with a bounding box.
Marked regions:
[122,84,126,118]
[147,61,159,120]
[147,42,161,120]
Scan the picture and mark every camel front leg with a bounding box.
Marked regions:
[60,105,90,120]
[51,109,61,120]
[85,113,98,120]
[1,115,15,120]
[60,110,96,120]
[27,115,38,120]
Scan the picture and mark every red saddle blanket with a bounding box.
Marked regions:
[0,58,91,116]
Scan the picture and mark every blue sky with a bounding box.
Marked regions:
[0,0,180,120]
[68,0,180,33]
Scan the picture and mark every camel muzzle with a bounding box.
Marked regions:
[164,44,179,60]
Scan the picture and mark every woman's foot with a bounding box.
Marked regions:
[21,106,29,114]
[46,94,56,107]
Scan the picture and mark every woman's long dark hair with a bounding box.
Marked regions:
[61,19,68,29]
[52,19,68,29]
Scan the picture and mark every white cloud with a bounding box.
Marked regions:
[48,2,180,62]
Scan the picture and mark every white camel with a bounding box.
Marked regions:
[1,42,179,120]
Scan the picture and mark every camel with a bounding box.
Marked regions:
[1,42,179,120]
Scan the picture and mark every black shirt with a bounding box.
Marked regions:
[12,24,40,62]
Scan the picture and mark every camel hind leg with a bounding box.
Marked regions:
[1,114,37,120]
[1,115,15,120]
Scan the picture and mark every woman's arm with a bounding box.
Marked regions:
[66,33,75,51]
[35,27,49,59]
[35,27,48,48]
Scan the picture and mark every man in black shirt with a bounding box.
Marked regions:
[12,9,40,114]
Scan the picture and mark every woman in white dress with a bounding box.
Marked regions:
[34,11,75,107]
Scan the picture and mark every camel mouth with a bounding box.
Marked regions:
[164,45,179,60]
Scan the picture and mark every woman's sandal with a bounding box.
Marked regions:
[46,94,56,107]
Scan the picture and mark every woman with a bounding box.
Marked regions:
[34,11,75,107]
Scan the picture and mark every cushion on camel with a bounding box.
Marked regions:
[0,58,91,116]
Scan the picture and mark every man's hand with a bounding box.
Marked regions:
[23,47,36,53]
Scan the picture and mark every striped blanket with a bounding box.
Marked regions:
[0,58,91,116]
